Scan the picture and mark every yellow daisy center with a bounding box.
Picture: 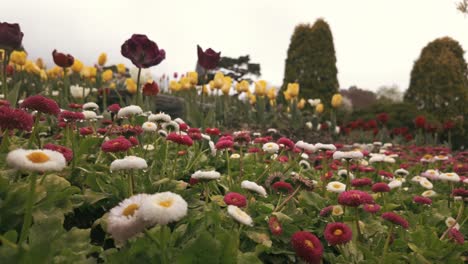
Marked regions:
[304,239,315,249]
[447,173,453,177]
[333,183,342,189]
[27,151,50,163]
[333,229,343,236]
[159,199,173,208]
[122,203,139,216]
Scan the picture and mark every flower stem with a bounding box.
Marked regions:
[382,224,393,257]
[128,170,134,197]
[19,172,38,244]
[355,207,362,241]
[274,186,301,212]
[226,150,232,187]
[28,112,42,148]
[2,52,9,98]
[136,67,142,106]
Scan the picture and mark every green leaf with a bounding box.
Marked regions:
[6,81,21,107]
[177,231,221,264]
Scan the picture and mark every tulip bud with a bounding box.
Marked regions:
[331,94,343,108]
[316,103,324,114]
[98,52,107,66]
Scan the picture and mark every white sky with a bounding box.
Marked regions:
[3,0,468,92]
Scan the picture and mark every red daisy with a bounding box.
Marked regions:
[79,127,94,135]
[20,95,60,116]
[107,103,121,113]
[291,231,323,264]
[363,203,381,214]
[351,178,373,187]
[272,181,294,194]
[319,206,334,217]
[101,136,132,153]
[59,110,85,122]
[223,192,247,207]
[43,143,73,162]
[268,216,283,236]
[381,212,409,229]
[215,139,233,150]
[338,190,374,207]
[324,222,353,245]
[277,137,295,150]
[452,188,468,197]
[448,228,464,245]
[413,196,432,205]
[205,127,220,136]
[0,106,33,132]
[372,182,390,193]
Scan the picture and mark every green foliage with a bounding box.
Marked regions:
[405,37,468,120]
[283,19,339,103]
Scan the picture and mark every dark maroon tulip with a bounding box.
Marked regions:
[142,81,159,96]
[197,45,221,70]
[0,22,23,50]
[121,34,165,68]
[52,49,74,68]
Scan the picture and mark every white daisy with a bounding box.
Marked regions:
[326,181,346,193]
[201,133,211,141]
[422,190,437,197]
[82,110,98,120]
[173,117,185,124]
[106,194,148,246]
[434,155,449,161]
[227,205,253,226]
[337,169,354,180]
[7,149,66,172]
[438,172,460,182]
[241,180,267,197]
[295,141,316,152]
[419,179,433,189]
[315,143,336,151]
[230,153,241,159]
[262,142,279,154]
[148,112,171,123]
[209,141,217,156]
[299,160,311,171]
[422,169,439,180]
[110,156,148,171]
[333,150,363,160]
[82,102,99,111]
[445,217,460,230]
[307,98,321,107]
[388,180,402,189]
[158,129,168,137]
[143,144,155,151]
[411,176,424,182]
[117,105,143,118]
[305,122,313,129]
[191,170,221,180]
[139,192,188,225]
[142,122,157,133]
[162,121,180,132]
[394,168,409,177]
[332,205,344,216]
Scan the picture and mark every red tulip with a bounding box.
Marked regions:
[197,45,221,70]
[52,49,74,68]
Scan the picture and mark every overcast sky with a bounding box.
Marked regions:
[3,0,468,92]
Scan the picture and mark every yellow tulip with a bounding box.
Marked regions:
[10,51,27,66]
[249,94,256,104]
[283,90,292,101]
[117,63,126,74]
[180,77,192,90]
[0,50,4,61]
[221,76,232,95]
[236,80,249,93]
[169,80,181,92]
[98,52,107,66]
[267,88,276,100]
[101,69,113,82]
[202,85,209,95]
[109,82,116,89]
[269,99,276,107]
[40,70,48,81]
[297,98,306,110]
[81,66,97,79]
[187,71,198,85]
[255,80,267,96]
[71,59,83,73]
[24,60,41,75]
[126,78,137,94]
[47,66,63,79]
[286,83,299,98]
[331,93,343,108]
[212,72,224,89]
[316,103,324,114]
[35,58,45,69]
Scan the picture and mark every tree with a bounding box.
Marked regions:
[376,84,403,103]
[196,55,260,84]
[282,19,339,103]
[340,86,376,110]
[457,0,468,14]
[404,37,468,119]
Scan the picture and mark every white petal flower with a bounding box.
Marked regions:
[262,142,279,154]
[82,110,98,120]
[110,156,148,171]
[227,205,253,226]
[422,190,437,197]
[419,179,433,189]
[162,121,180,132]
[315,143,336,151]
[117,105,143,118]
[295,140,316,152]
[139,192,188,225]
[148,112,171,123]
[241,180,267,197]
[411,176,424,182]
[445,217,460,230]
[7,149,66,172]
[388,180,402,189]
[107,194,149,246]
[438,172,460,182]
[333,150,363,160]
[394,168,409,177]
[82,102,99,111]
[143,144,155,151]
[209,141,217,156]
[299,160,311,171]
[142,122,157,132]
[326,181,346,193]
[70,85,91,99]
[191,170,221,180]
